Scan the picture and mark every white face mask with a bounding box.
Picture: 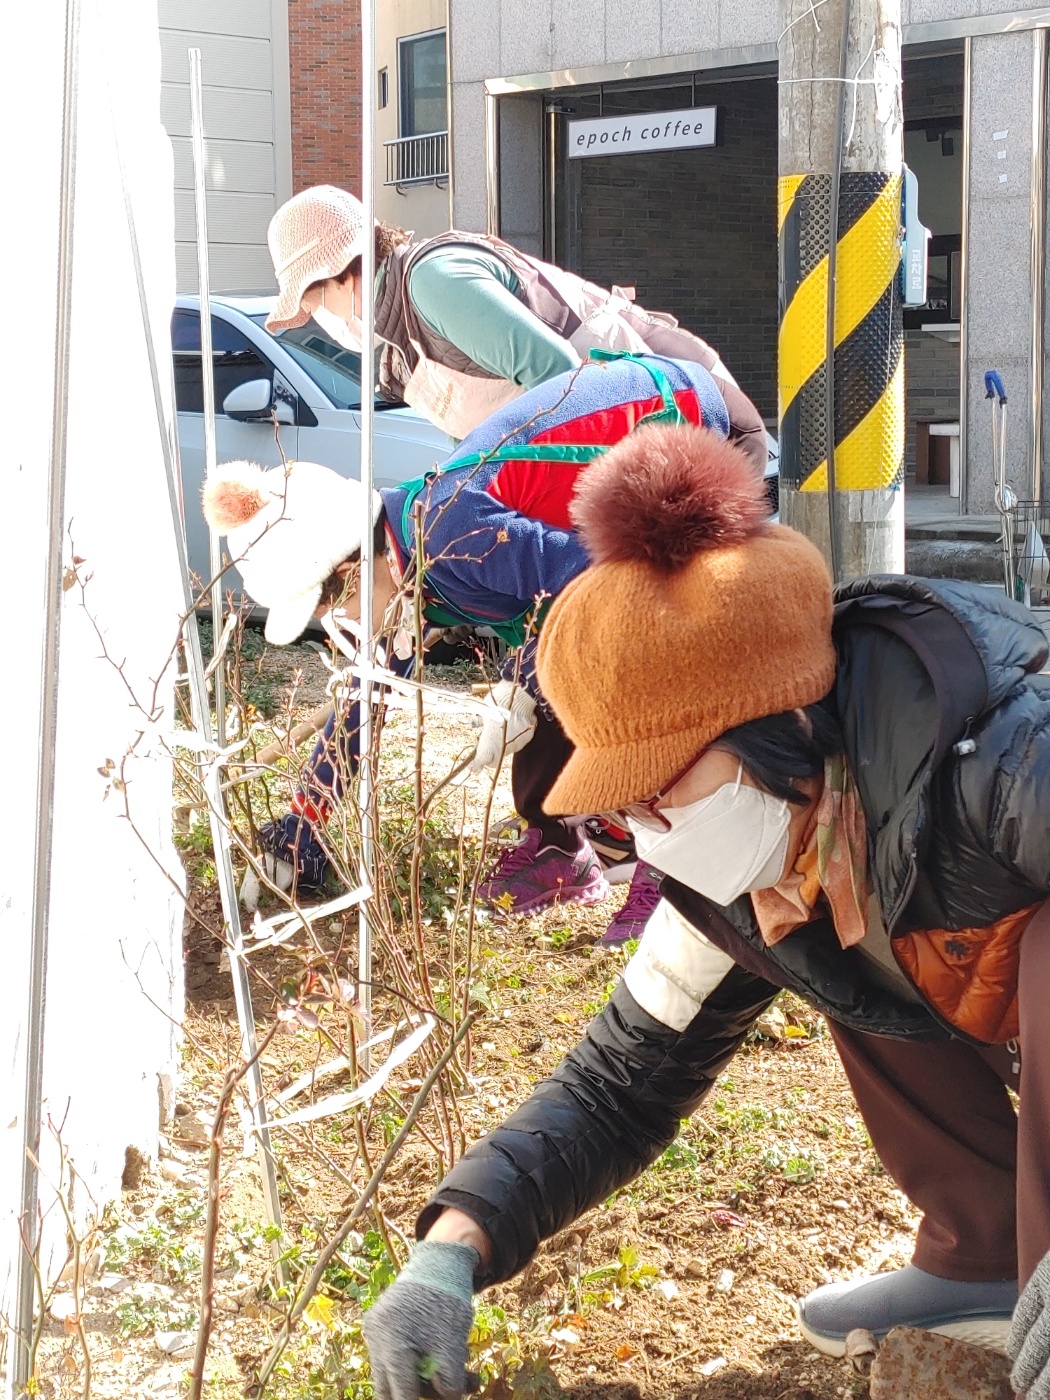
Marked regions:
[627,765,792,906]
[312,283,364,353]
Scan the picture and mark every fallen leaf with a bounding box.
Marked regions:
[550,1327,580,1347]
[305,1295,336,1330]
[711,1208,748,1230]
[511,1357,566,1400]
[615,1344,637,1362]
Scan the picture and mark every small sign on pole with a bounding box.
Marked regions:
[568,106,719,159]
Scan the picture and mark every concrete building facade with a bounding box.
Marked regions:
[447,0,1050,518]
[376,0,452,237]
[160,0,292,293]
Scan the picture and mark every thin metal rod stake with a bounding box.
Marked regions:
[186,47,284,1273]
[13,0,80,1390]
[358,0,378,1071]
[188,49,225,745]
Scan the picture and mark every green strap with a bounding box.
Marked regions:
[587,348,686,427]
[399,441,608,546]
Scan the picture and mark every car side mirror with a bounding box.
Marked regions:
[222,379,293,422]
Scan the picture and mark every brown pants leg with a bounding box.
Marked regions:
[1016,900,1050,1285]
[827,900,1050,1289]
[829,1017,1018,1282]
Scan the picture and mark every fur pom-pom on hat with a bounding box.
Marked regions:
[202,462,271,531]
[570,424,770,570]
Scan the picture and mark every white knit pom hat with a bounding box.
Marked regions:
[266,185,368,332]
[202,460,383,644]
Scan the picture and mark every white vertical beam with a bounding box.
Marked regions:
[11,0,80,1391]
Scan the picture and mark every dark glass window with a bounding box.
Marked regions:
[171,310,271,413]
[399,31,446,137]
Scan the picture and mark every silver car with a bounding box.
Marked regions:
[172,295,453,591]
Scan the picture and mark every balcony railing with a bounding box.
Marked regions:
[384,131,449,187]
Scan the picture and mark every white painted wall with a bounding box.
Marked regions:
[160,0,292,293]
[1,0,186,1346]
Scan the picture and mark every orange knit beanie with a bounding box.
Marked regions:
[538,424,837,816]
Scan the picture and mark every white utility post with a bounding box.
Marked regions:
[12,0,80,1392]
[777,0,906,580]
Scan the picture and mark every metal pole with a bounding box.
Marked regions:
[188,49,226,745]
[185,48,284,1269]
[485,91,500,235]
[358,0,377,1069]
[547,104,558,261]
[1030,26,1047,505]
[958,36,972,514]
[13,0,80,1389]
[777,0,906,580]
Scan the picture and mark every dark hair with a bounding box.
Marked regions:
[336,221,411,283]
[316,508,388,612]
[718,700,841,806]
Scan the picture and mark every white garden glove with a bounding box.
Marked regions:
[470,682,537,773]
[240,853,294,912]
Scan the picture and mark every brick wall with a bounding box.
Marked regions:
[573,78,779,423]
[288,0,362,194]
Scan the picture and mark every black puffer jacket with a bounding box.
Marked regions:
[419,577,1050,1285]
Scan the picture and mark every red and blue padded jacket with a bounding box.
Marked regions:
[380,353,730,692]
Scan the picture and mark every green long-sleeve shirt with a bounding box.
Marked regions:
[406,243,579,390]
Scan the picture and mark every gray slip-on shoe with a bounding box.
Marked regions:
[797,1265,1018,1358]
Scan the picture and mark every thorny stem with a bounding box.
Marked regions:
[190,1023,279,1400]
[251,1012,479,1396]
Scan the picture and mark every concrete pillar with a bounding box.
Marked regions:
[963,30,1045,513]
[498,93,545,256]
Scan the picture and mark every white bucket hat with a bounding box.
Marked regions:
[266,185,368,333]
[202,460,383,644]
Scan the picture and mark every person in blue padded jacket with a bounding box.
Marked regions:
[202,353,744,945]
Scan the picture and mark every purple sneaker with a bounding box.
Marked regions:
[480,826,610,915]
[603,862,663,945]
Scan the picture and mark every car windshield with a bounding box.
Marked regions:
[250,315,383,411]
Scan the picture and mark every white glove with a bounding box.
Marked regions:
[240,853,294,911]
[470,682,537,773]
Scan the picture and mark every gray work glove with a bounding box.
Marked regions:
[1010,1251,1050,1398]
[363,1240,480,1400]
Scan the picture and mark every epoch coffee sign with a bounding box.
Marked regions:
[568,106,719,159]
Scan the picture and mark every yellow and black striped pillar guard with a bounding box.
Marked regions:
[778,172,904,492]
